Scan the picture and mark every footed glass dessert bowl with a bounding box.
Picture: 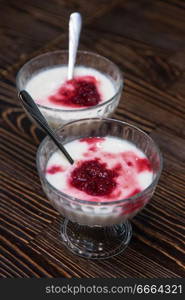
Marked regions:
[36,118,162,259]
[16,50,123,129]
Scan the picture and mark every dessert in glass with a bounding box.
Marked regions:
[36,118,163,259]
[16,50,123,129]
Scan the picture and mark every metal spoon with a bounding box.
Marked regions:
[19,90,74,165]
[67,12,82,80]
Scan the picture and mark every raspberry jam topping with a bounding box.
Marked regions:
[49,76,101,107]
[46,165,63,174]
[70,159,118,196]
[122,151,152,173]
[80,137,105,144]
[80,137,105,152]
[136,158,152,173]
[127,188,141,198]
[46,137,153,205]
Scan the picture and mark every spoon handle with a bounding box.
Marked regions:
[19,90,74,165]
[68,12,82,80]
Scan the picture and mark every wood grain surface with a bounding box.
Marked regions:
[0,0,185,278]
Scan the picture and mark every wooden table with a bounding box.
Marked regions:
[0,0,185,278]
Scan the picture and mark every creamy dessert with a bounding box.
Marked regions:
[26,66,115,109]
[25,66,117,127]
[45,136,154,226]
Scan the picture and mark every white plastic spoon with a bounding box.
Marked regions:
[67,12,82,80]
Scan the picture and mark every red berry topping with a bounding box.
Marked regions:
[70,159,118,196]
[80,137,105,153]
[80,137,105,144]
[136,158,152,173]
[49,76,101,107]
[127,188,141,198]
[122,151,152,173]
[46,165,63,174]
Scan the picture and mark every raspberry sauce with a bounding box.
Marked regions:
[46,165,63,174]
[80,137,105,144]
[46,137,153,203]
[127,188,141,198]
[49,76,101,108]
[80,137,105,152]
[122,151,152,173]
[70,159,118,196]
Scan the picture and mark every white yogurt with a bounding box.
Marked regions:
[25,66,118,128]
[26,66,115,108]
[45,137,154,226]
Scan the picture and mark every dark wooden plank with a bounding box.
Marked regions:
[168,72,185,100]
[88,0,185,51]
[0,233,66,277]
[29,217,182,278]
[150,127,185,173]
[0,0,122,70]
[0,3,61,70]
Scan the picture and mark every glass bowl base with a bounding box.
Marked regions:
[60,219,132,259]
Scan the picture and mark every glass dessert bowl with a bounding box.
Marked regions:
[36,118,162,259]
[16,50,123,129]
